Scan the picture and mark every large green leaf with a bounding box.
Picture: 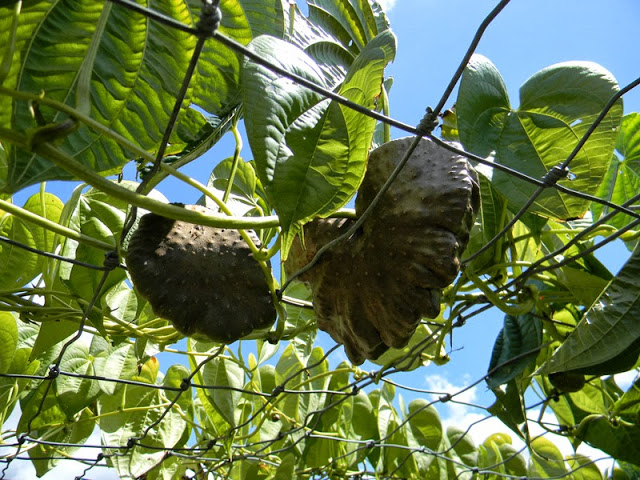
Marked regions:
[200,355,245,427]
[447,426,478,467]
[54,335,109,417]
[98,371,188,478]
[370,323,446,371]
[243,31,395,255]
[487,313,543,389]
[0,191,63,289]
[190,0,252,116]
[539,244,640,375]
[592,113,640,232]
[29,409,95,477]
[307,0,389,52]
[0,1,284,193]
[17,378,94,476]
[527,437,567,478]
[566,455,603,480]
[614,377,640,420]
[59,184,129,332]
[0,311,18,374]
[407,399,442,452]
[0,1,201,192]
[576,415,640,466]
[202,156,269,218]
[457,54,622,220]
[463,172,508,273]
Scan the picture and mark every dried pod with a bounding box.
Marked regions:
[126,204,276,343]
[286,137,480,365]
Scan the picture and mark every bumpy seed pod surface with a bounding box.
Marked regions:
[126,204,276,343]
[286,137,480,365]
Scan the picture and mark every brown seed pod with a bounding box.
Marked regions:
[286,137,480,365]
[126,204,276,343]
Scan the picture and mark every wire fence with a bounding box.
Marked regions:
[0,0,639,478]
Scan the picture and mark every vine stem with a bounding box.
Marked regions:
[223,120,243,204]
[0,198,113,251]
[1,130,280,230]
[0,87,155,163]
[464,270,534,316]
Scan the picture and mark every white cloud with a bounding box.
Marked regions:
[423,373,480,420]
[377,0,397,13]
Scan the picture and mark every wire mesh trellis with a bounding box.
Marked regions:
[0,0,639,479]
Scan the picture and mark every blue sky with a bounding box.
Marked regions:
[7,1,640,478]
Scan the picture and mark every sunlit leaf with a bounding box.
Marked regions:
[592,113,640,234]
[243,31,395,256]
[54,337,107,416]
[407,399,442,452]
[458,54,622,220]
[201,355,245,428]
[539,244,640,375]
[576,415,640,465]
[528,437,567,478]
[98,373,187,478]
[567,454,604,480]
[371,324,445,371]
[0,192,63,289]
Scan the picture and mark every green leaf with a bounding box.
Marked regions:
[0,192,63,289]
[567,454,603,480]
[201,355,245,427]
[59,184,129,332]
[0,311,17,374]
[458,54,622,220]
[447,426,478,467]
[557,265,610,307]
[18,380,68,437]
[1,1,204,192]
[98,376,187,478]
[274,343,308,429]
[30,317,79,361]
[243,31,395,256]
[539,244,640,375]
[592,113,640,233]
[407,399,442,451]
[614,377,640,420]
[190,0,251,116]
[54,336,108,416]
[528,437,567,478]
[568,378,612,415]
[576,415,640,465]
[0,346,39,426]
[488,380,526,438]
[282,282,317,353]
[28,408,95,477]
[203,156,263,217]
[273,453,297,480]
[464,173,508,273]
[498,443,528,477]
[487,313,543,389]
[96,342,138,395]
[307,0,389,52]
